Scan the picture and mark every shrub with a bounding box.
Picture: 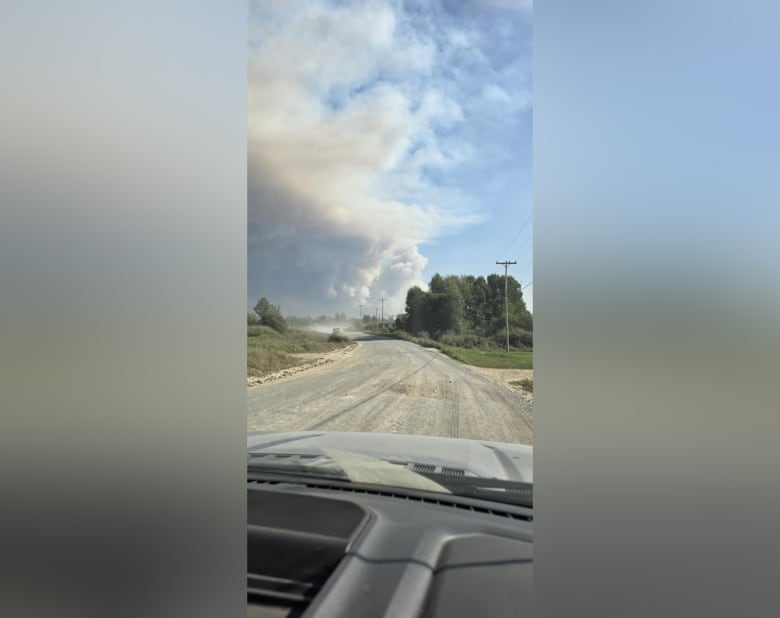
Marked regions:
[509,378,533,393]
[494,328,533,349]
[248,325,281,338]
[439,332,486,348]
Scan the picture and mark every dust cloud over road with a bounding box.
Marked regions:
[247,335,533,444]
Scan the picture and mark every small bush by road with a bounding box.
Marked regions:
[509,378,534,393]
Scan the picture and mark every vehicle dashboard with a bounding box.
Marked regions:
[248,473,533,617]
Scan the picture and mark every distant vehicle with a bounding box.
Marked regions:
[332,327,342,334]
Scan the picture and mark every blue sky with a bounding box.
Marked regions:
[248,0,532,316]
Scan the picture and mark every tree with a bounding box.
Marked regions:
[504,275,532,331]
[482,275,532,338]
[443,275,465,334]
[465,275,490,332]
[405,286,426,335]
[429,273,446,294]
[253,297,287,333]
[397,271,533,347]
[423,292,460,337]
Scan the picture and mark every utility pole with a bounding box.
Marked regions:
[380,297,386,326]
[496,260,517,353]
[359,304,364,319]
[375,307,378,322]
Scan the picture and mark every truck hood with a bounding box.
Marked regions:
[247,430,532,483]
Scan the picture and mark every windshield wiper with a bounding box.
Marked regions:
[431,477,532,508]
[399,470,531,507]
[248,453,532,508]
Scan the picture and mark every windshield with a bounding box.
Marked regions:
[247,1,533,502]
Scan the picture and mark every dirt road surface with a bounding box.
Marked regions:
[247,334,533,444]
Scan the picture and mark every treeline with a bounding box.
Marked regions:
[396,273,532,348]
[284,313,349,327]
[248,298,351,332]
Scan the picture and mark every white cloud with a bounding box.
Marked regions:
[472,0,532,11]
[483,84,512,105]
[248,0,525,314]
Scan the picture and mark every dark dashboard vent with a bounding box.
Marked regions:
[248,479,532,522]
[440,467,465,476]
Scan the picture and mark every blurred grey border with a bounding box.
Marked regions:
[1,2,246,617]
[3,1,780,617]
[535,0,780,616]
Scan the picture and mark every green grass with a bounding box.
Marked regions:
[439,346,533,369]
[247,326,351,376]
[383,330,533,369]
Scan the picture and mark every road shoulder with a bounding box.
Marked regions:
[461,366,534,404]
[247,341,359,387]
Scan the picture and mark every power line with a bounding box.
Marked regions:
[498,212,533,258]
[513,233,533,262]
[522,280,533,290]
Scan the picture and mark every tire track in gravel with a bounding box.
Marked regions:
[247,335,533,444]
[304,350,437,430]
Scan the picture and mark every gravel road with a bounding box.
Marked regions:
[247,335,533,444]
